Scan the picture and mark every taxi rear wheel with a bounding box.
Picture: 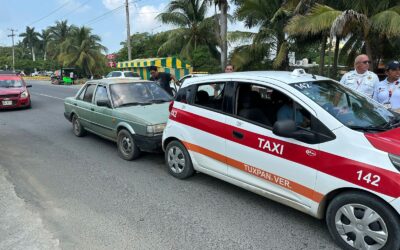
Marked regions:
[72,114,86,137]
[326,192,400,250]
[165,140,194,179]
[117,129,141,161]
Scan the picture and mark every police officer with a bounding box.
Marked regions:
[372,61,400,112]
[340,54,379,98]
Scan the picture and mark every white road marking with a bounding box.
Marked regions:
[31,92,64,100]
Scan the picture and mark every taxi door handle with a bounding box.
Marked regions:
[90,108,95,111]
[73,103,77,106]
[232,130,244,139]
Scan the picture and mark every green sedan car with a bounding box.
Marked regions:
[64,78,172,160]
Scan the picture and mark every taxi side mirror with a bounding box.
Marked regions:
[273,120,296,137]
[273,120,316,142]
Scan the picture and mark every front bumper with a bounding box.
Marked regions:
[64,112,71,121]
[0,97,30,109]
[133,134,163,152]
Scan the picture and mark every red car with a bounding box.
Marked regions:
[0,72,32,109]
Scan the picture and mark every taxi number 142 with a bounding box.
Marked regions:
[356,170,380,187]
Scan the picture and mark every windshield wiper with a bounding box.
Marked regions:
[382,117,400,129]
[117,102,152,107]
[348,125,388,132]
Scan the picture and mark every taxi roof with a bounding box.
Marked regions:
[181,70,331,87]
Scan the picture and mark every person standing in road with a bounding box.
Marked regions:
[149,66,178,96]
[70,71,74,84]
[373,61,400,112]
[340,54,379,98]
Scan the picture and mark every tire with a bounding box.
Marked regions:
[72,114,86,137]
[165,140,194,179]
[326,191,400,250]
[117,129,140,160]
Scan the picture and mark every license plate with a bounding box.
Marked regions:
[2,100,12,106]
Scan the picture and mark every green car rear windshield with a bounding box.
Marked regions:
[110,82,172,107]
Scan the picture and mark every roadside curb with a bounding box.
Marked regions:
[0,166,60,250]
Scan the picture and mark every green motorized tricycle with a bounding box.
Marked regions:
[51,68,75,85]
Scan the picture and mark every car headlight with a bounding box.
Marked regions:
[389,153,400,171]
[147,123,166,134]
[20,90,29,98]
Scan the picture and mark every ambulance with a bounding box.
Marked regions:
[162,70,400,250]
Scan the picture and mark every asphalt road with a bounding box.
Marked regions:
[0,80,340,250]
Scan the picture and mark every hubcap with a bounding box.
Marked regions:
[335,204,388,250]
[167,146,185,174]
[121,136,132,154]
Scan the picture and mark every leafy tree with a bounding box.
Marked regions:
[19,26,40,62]
[157,0,220,63]
[59,26,107,76]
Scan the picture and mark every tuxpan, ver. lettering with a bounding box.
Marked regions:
[257,138,284,155]
[244,164,291,189]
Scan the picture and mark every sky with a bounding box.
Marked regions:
[0,0,254,54]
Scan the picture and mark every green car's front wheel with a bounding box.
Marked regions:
[117,129,141,160]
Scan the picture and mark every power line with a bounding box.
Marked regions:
[28,2,70,26]
[83,0,144,26]
[59,0,92,20]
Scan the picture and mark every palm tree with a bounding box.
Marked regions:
[234,0,293,69]
[157,0,219,63]
[286,0,400,71]
[285,4,341,74]
[39,29,52,61]
[209,0,229,70]
[19,26,40,61]
[48,20,76,61]
[59,26,107,76]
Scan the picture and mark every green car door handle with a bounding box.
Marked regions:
[90,108,94,111]
[73,103,77,106]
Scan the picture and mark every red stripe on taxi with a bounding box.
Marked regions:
[170,108,400,198]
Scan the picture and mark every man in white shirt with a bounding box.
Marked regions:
[340,54,379,98]
[373,61,400,112]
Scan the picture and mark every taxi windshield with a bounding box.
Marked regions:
[291,81,399,130]
[110,82,172,107]
[0,79,23,88]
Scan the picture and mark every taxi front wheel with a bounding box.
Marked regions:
[165,140,194,179]
[326,192,400,250]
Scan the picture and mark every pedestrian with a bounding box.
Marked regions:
[372,61,400,112]
[225,63,234,73]
[70,71,74,84]
[148,66,178,96]
[340,54,379,98]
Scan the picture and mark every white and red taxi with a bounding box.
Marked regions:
[162,69,400,250]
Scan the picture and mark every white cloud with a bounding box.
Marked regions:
[131,3,173,34]
[102,0,124,10]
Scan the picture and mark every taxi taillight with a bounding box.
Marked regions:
[169,101,174,112]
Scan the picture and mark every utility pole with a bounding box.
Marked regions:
[7,28,17,71]
[125,0,132,61]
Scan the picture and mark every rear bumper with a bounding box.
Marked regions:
[133,134,163,152]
